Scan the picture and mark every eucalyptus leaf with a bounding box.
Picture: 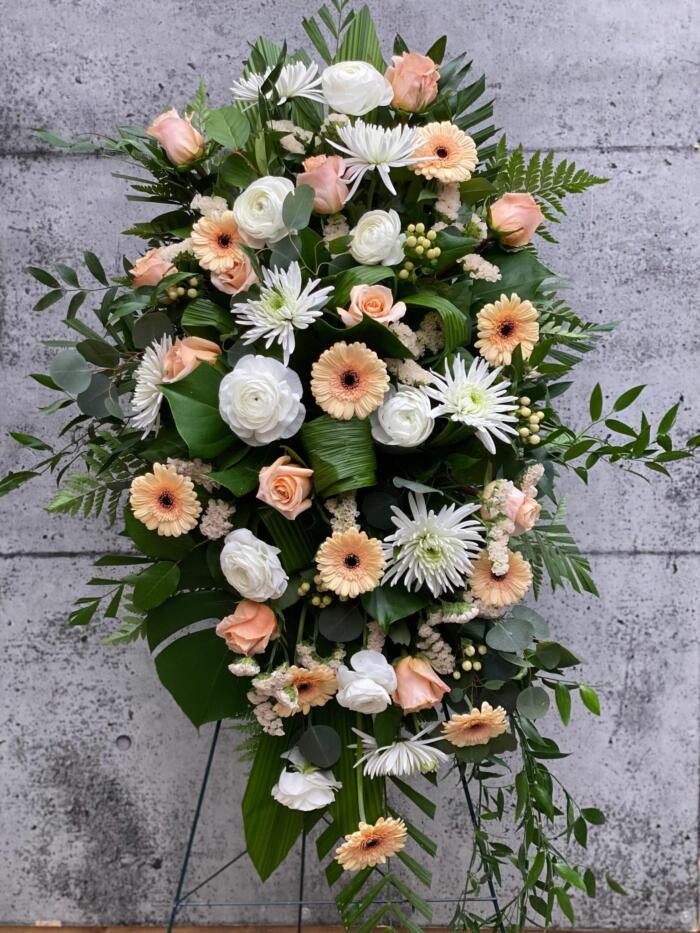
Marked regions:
[318,602,365,642]
[49,348,92,396]
[516,685,550,720]
[282,184,315,232]
[485,617,533,653]
[297,724,342,768]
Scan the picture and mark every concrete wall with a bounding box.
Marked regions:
[1,0,698,927]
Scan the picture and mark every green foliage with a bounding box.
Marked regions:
[301,415,377,496]
[160,364,234,459]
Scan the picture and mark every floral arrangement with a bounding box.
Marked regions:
[4,3,697,930]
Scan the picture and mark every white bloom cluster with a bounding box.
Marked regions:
[366,620,386,652]
[219,355,305,446]
[325,493,360,533]
[435,182,461,222]
[519,463,545,499]
[466,213,488,242]
[296,642,346,671]
[322,215,350,244]
[199,498,236,540]
[269,119,313,155]
[190,194,228,216]
[353,726,448,779]
[167,457,217,491]
[438,600,480,624]
[159,237,193,262]
[415,311,445,355]
[228,656,260,677]
[386,358,433,386]
[417,622,455,675]
[462,254,502,282]
[370,385,434,448]
[248,666,293,736]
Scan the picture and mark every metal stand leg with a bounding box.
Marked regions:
[459,767,506,933]
[296,828,307,932]
[166,720,222,933]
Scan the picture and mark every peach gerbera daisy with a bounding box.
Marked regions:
[316,529,385,598]
[412,121,478,183]
[191,210,247,273]
[311,341,389,420]
[335,816,407,871]
[129,462,201,537]
[277,665,337,716]
[442,702,509,748]
[474,293,539,366]
[468,548,532,608]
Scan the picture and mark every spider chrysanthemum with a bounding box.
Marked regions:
[426,356,518,454]
[311,341,389,420]
[130,335,172,436]
[475,293,540,366]
[442,702,509,747]
[232,62,323,104]
[468,548,533,607]
[352,726,448,778]
[232,262,333,364]
[191,210,247,273]
[382,492,484,597]
[331,119,424,197]
[335,816,407,872]
[129,463,202,537]
[315,528,385,598]
[412,121,478,183]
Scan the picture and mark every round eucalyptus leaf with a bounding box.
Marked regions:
[318,602,364,643]
[485,617,533,653]
[297,724,341,769]
[133,311,175,349]
[77,373,111,418]
[516,685,550,720]
[49,348,92,396]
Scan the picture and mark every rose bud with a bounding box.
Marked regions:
[146,108,205,166]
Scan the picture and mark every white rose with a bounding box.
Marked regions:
[219,355,305,447]
[271,749,341,811]
[321,61,393,116]
[370,385,435,447]
[220,528,288,600]
[336,649,397,714]
[233,176,294,247]
[349,209,405,266]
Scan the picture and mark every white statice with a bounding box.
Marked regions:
[219,355,305,446]
[271,748,341,812]
[417,622,455,674]
[435,182,461,222]
[370,385,434,447]
[322,214,350,245]
[352,726,448,779]
[466,213,488,243]
[219,528,288,600]
[386,359,433,386]
[160,238,193,262]
[199,498,236,540]
[519,462,545,499]
[332,121,423,197]
[228,656,260,677]
[321,61,393,116]
[461,254,502,283]
[324,493,360,533]
[335,649,397,715]
[426,357,518,455]
[233,176,294,247]
[232,62,323,105]
[190,194,229,217]
[382,493,484,597]
[167,457,217,491]
[232,262,333,364]
[349,209,405,266]
[268,119,313,155]
[130,335,172,436]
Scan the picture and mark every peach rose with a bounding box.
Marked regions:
[163,336,221,382]
[297,155,348,214]
[210,247,259,296]
[257,455,313,520]
[338,284,407,327]
[146,108,205,166]
[489,193,544,247]
[129,248,176,287]
[216,599,278,656]
[392,656,450,713]
[386,52,440,112]
[482,481,541,535]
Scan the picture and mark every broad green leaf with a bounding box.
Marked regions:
[555,886,575,923]
[555,863,588,892]
[49,348,92,395]
[471,247,551,305]
[403,292,468,351]
[332,265,395,307]
[77,338,120,368]
[146,589,232,650]
[208,447,267,497]
[132,311,175,349]
[27,266,60,288]
[361,584,430,630]
[204,105,250,149]
[318,601,365,642]
[301,415,376,497]
[516,685,550,720]
[509,604,549,638]
[297,724,342,768]
[181,298,234,335]
[606,874,628,895]
[336,5,384,70]
[282,184,315,232]
[218,151,259,188]
[55,262,80,287]
[34,289,64,311]
[459,176,497,204]
[76,373,118,419]
[132,561,181,610]
[315,313,414,361]
[579,683,601,715]
[262,507,321,573]
[160,363,234,458]
[124,506,195,561]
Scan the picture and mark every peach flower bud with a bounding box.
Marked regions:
[489,193,544,247]
[257,455,314,520]
[163,336,221,383]
[297,155,348,215]
[338,284,407,328]
[385,52,440,112]
[392,656,450,713]
[146,108,205,166]
[216,599,278,656]
[210,247,259,296]
[129,248,176,288]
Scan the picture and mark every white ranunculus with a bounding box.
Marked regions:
[349,209,405,266]
[233,176,294,247]
[220,528,288,601]
[336,649,398,714]
[321,61,393,116]
[219,355,305,447]
[370,385,435,447]
[271,748,341,811]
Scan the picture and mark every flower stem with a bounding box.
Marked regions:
[355,713,367,823]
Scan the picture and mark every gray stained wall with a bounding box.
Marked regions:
[1,0,698,928]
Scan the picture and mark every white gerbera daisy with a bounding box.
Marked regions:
[232,261,333,363]
[330,120,425,197]
[425,357,518,455]
[383,492,484,597]
[352,726,449,779]
[232,62,323,105]
[130,335,172,436]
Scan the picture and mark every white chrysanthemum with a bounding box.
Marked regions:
[232,62,323,104]
[425,357,518,455]
[232,261,333,364]
[352,726,449,779]
[383,492,484,596]
[130,335,172,436]
[331,120,424,197]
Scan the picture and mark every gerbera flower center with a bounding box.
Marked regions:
[363,837,380,849]
[498,319,515,337]
[435,146,450,159]
[217,233,232,248]
[340,369,360,389]
[158,491,175,510]
[343,553,360,569]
